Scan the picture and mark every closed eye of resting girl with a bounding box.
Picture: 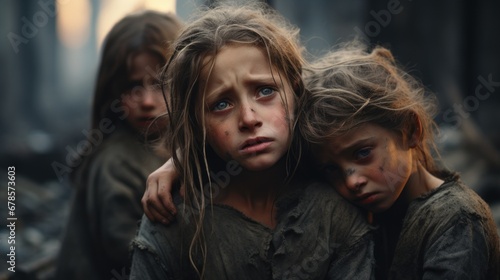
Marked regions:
[301,44,499,279]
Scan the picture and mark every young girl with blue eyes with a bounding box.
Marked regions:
[301,43,499,279]
[141,41,500,279]
[130,3,375,279]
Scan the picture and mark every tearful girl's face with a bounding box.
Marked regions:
[316,123,414,213]
[201,44,295,171]
[121,52,166,136]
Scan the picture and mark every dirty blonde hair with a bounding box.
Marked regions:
[301,42,441,175]
[160,2,306,277]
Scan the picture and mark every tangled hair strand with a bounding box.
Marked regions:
[301,41,442,175]
[160,2,306,277]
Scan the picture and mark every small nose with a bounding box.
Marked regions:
[138,88,161,110]
[141,89,155,104]
[344,169,367,192]
[238,102,262,131]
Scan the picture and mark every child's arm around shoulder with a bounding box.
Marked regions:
[142,158,180,224]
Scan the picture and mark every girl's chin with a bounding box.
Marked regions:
[240,163,282,174]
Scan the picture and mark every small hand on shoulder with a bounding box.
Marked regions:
[142,157,181,224]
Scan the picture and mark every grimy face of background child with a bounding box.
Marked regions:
[121,51,167,136]
[200,44,295,171]
[315,123,414,213]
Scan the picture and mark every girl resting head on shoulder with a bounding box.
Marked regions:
[130,4,375,280]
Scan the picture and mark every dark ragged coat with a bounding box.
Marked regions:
[131,181,376,280]
[56,126,164,280]
[376,173,500,280]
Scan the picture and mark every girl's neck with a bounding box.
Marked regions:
[399,163,444,205]
[213,159,290,229]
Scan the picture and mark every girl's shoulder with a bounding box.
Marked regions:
[131,214,198,277]
[406,172,497,238]
[281,179,373,237]
[279,180,358,212]
[392,172,500,279]
[87,127,162,170]
[413,172,492,220]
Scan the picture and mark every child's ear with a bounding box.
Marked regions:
[408,114,422,148]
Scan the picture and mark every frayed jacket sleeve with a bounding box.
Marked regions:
[130,216,176,280]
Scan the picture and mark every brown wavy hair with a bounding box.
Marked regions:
[301,42,442,176]
[160,2,306,277]
[72,11,183,183]
[91,10,183,133]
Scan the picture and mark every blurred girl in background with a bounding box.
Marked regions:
[55,10,183,280]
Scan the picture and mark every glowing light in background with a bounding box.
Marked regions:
[144,0,176,12]
[96,0,176,50]
[56,0,91,49]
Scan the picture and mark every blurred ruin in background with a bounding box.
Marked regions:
[1,0,499,279]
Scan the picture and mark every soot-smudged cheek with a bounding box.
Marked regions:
[374,157,398,188]
[268,112,290,132]
[378,156,387,172]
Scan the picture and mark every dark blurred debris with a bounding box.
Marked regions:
[0,177,71,280]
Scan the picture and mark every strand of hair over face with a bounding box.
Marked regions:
[160,2,307,278]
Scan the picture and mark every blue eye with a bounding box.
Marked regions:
[258,87,275,97]
[355,148,372,160]
[213,100,230,111]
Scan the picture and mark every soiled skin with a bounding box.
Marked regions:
[140,137,500,280]
[135,34,376,279]
[314,123,427,215]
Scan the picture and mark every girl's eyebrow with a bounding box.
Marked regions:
[247,73,277,83]
[336,137,376,154]
[205,74,278,99]
[205,83,229,100]
[126,80,143,88]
